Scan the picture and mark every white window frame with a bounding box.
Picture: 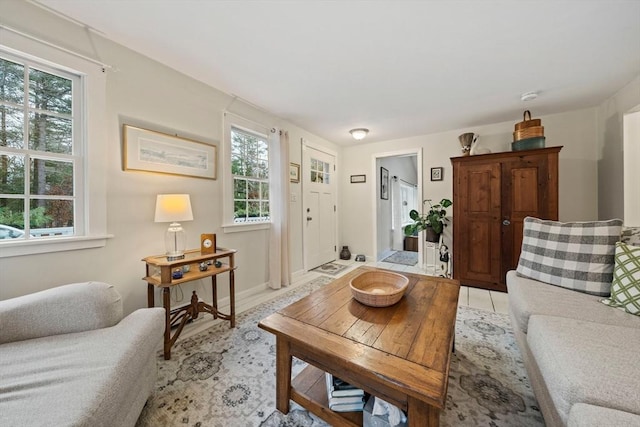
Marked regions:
[222,112,271,233]
[0,30,109,258]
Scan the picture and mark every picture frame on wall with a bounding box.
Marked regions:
[289,163,300,183]
[431,167,443,181]
[123,124,217,179]
[380,167,389,200]
[350,174,366,183]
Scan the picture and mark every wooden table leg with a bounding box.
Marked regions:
[275,337,292,414]
[147,283,154,308]
[211,275,218,319]
[229,269,236,327]
[163,287,171,360]
[408,396,440,426]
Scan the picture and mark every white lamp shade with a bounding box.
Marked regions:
[154,194,193,223]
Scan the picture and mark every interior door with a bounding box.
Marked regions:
[303,146,336,270]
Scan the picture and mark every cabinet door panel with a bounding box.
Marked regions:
[501,154,552,279]
[453,162,501,286]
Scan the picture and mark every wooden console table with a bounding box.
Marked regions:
[142,247,236,360]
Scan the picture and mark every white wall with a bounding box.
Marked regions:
[341,108,601,260]
[0,1,338,312]
[596,75,640,220]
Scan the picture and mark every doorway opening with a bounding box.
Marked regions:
[372,149,422,266]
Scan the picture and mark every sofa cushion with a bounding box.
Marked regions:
[527,315,640,424]
[516,217,623,296]
[506,270,640,335]
[568,403,640,427]
[0,282,123,345]
[602,242,640,315]
[0,308,164,427]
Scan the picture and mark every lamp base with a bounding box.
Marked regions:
[166,254,185,261]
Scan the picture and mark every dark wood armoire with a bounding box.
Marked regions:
[451,146,562,292]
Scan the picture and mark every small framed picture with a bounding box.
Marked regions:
[380,167,389,200]
[431,167,443,181]
[289,163,300,183]
[350,174,366,183]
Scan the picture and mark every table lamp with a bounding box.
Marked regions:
[154,194,193,260]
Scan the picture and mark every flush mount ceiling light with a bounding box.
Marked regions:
[349,128,369,140]
[521,91,539,102]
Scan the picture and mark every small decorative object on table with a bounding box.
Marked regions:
[214,260,222,268]
[199,262,208,272]
[355,254,366,262]
[200,233,216,255]
[172,268,183,279]
[340,246,351,260]
[349,270,409,307]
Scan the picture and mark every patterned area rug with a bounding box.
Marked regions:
[382,250,419,266]
[309,261,349,276]
[136,276,543,427]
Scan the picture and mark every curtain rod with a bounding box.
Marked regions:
[0,23,111,70]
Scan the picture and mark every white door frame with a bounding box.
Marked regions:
[372,148,423,266]
[302,138,339,271]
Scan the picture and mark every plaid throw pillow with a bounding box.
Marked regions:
[602,242,640,315]
[516,217,623,296]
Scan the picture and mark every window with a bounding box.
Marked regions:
[0,53,80,240]
[0,28,108,257]
[231,126,270,223]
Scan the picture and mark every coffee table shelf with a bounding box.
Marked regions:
[291,365,362,427]
[259,266,460,427]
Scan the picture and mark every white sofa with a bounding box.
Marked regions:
[0,282,164,427]
[507,271,640,427]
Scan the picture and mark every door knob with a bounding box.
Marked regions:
[503,219,511,226]
[307,216,313,221]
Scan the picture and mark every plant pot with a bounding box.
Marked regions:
[425,227,441,243]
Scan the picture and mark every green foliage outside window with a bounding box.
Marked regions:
[0,55,76,236]
[231,127,269,222]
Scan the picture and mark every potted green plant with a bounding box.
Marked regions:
[404,198,453,243]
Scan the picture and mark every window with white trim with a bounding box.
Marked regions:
[231,126,270,223]
[0,29,108,258]
[0,52,81,240]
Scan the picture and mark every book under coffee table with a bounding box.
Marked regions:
[258,266,460,427]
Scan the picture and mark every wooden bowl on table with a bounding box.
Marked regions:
[349,270,409,307]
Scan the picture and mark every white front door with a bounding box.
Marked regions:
[303,145,336,270]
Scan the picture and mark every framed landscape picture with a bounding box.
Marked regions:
[123,124,217,180]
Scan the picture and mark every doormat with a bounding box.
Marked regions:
[382,251,418,266]
[310,262,349,276]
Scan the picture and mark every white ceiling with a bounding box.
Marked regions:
[35,0,640,145]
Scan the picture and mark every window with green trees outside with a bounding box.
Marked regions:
[0,53,80,240]
[231,126,269,223]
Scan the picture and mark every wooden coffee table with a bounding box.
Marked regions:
[258,266,460,427]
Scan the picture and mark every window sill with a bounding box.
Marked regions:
[222,222,271,233]
[0,234,114,258]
